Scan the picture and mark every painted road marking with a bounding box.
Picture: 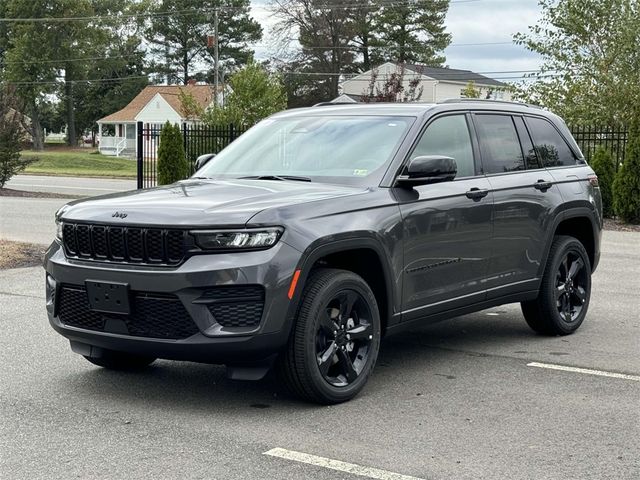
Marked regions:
[527,362,640,382]
[264,448,425,480]
[9,183,123,192]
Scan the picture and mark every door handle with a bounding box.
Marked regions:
[534,179,553,191]
[465,187,489,200]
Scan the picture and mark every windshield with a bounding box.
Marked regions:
[197,115,415,185]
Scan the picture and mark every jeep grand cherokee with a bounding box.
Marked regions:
[44,100,602,404]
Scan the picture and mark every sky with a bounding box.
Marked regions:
[249,0,544,83]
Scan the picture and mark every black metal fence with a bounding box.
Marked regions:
[137,122,247,189]
[136,121,630,188]
[569,125,628,169]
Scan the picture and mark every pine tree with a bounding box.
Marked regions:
[157,123,189,185]
[613,116,640,224]
[377,0,451,66]
[0,88,33,188]
[145,0,262,85]
[590,146,615,218]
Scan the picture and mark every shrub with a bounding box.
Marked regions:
[157,122,189,186]
[613,116,640,224]
[590,146,615,217]
[0,89,34,188]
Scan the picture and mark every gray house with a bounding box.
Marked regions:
[338,62,511,103]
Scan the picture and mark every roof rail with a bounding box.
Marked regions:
[313,102,359,107]
[439,98,543,109]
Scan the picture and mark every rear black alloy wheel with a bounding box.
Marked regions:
[555,250,588,324]
[521,235,592,336]
[279,268,381,404]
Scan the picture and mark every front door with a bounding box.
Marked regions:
[398,113,493,320]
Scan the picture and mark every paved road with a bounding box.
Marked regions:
[6,174,136,197]
[0,196,71,245]
[1,232,639,480]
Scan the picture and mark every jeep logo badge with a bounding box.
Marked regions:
[112,212,128,219]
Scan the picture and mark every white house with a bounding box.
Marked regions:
[97,84,220,158]
[338,62,512,103]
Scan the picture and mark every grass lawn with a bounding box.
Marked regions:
[22,150,137,178]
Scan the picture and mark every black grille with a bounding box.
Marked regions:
[202,286,265,328]
[62,223,187,265]
[58,285,199,340]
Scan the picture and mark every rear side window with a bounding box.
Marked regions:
[474,114,525,174]
[513,116,541,169]
[526,117,577,167]
[412,114,475,177]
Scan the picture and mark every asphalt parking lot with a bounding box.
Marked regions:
[1,231,638,480]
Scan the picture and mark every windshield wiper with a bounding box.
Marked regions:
[239,175,312,182]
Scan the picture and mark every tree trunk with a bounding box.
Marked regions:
[29,101,45,151]
[64,71,77,147]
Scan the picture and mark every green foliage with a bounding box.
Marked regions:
[515,0,640,126]
[0,88,33,188]
[375,0,451,66]
[271,0,451,105]
[461,81,482,99]
[144,0,262,84]
[2,0,144,148]
[590,146,616,217]
[202,61,287,128]
[157,122,189,185]
[613,116,640,224]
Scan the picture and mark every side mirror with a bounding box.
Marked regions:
[195,153,216,171]
[396,155,457,188]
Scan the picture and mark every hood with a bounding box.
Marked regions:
[61,179,366,227]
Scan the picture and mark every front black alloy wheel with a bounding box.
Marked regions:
[316,290,374,388]
[279,268,381,404]
[522,235,592,335]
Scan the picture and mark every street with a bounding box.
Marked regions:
[6,175,136,197]
[0,196,72,245]
[1,231,638,480]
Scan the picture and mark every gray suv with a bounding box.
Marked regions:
[44,100,602,404]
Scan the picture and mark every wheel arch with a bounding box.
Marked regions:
[285,237,398,336]
[540,207,600,278]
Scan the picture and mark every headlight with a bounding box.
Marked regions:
[191,228,283,250]
[55,218,63,241]
[54,204,69,241]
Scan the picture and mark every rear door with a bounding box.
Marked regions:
[398,113,493,320]
[473,113,564,297]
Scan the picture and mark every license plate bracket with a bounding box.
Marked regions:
[85,280,131,315]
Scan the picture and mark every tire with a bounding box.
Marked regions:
[278,268,382,404]
[83,350,156,370]
[521,235,592,336]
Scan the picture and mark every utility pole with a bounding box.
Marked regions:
[214,8,219,107]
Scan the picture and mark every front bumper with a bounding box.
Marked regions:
[44,240,302,364]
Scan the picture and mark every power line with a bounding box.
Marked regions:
[0,0,482,23]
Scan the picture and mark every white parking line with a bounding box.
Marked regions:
[527,362,640,382]
[264,448,425,480]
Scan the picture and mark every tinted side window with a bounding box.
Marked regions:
[412,115,475,177]
[474,114,525,174]
[526,117,577,167]
[513,116,541,169]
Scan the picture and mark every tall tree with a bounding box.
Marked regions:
[144,0,262,85]
[515,0,640,127]
[376,0,451,66]
[271,0,356,103]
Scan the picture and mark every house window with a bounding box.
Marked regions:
[126,124,136,140]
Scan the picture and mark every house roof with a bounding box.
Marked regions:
[331,93,364,103]
[403,64,506,87]
[98,85,217,123]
